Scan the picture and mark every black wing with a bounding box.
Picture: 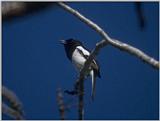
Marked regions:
[77,48,101,78]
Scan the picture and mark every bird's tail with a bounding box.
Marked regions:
[90,70,96,101]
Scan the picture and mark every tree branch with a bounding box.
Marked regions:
[57,2,159,120]
[2,86,24,119]
[2,103,24,120]
[2,2,53,21]
[77,78,84,120]
[135,2,146,30]
[56,88,65,120]
[57,2,159,70]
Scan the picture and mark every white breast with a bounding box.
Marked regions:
[72,46,90,71]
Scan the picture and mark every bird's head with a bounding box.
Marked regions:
[60,38,82,47]
[60,38,83,60]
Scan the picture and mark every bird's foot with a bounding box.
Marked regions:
[64,81,79,96]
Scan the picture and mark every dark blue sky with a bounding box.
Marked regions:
[2,2,159,120]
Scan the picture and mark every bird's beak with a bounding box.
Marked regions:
[60,40,66,44]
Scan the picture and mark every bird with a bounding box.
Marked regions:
[60,38,101,100]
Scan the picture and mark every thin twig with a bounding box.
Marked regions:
[135,2,146,29]
[77,77,84,120]
[2,103,24,120]
[56,88,65,120]
[2,2,53,21]
[2,86,24,119]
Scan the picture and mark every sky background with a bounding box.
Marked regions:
[2,2,159,120]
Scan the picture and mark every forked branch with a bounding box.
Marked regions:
[58,2,159,69]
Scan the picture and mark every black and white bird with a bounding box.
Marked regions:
[60,38,101,100]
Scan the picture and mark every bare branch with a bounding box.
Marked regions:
[56,88,65,120]
[57,2,159,69]
[2,86,24,119]
[2,2,53,21]
[2,103,24,120]
[135,2,146,29]
[77,78,84,120]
